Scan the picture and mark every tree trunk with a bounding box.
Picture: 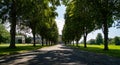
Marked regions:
[84,35,87,48]
[45,39,48,46]
[9,0,16,48]
[76,40,78,47]
[49,40,50,46]
[51,41,53,46]
[70,41,71,45]
[32,31,36,47]
[41,37,44,46]
[53,41,54,45]
[103,19,109,50]
[84,32,87,48]
[50,41,52,46]
[72,41,74,46]
[0,34,2,44]
[65,41,66,45]
[83,27,88,48]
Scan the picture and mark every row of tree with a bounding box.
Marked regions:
[109,36,120,45]
[0,0,60,48]
[62,0,120,50]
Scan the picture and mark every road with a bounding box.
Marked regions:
[0,44,120,65]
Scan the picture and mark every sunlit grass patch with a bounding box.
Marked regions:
[70,44,120,58]
[0,43,43,56]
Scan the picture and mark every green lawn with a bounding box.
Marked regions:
[0,43,43,56]
[71,44,120,58]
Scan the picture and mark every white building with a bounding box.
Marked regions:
[15,35,25,43]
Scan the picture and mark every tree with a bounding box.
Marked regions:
[0,0,17,48]
[114,36,120,45]
[88,0,120,50]
[96,33,103,45]
[17,0,44,46]
[0,0,32,48]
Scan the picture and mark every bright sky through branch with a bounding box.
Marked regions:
[55,5,66,35]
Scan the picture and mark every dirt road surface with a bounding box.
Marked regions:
[0,44,120,65]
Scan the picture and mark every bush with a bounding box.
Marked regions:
[25,37,32,43]
[18,39,22,43]
[88,39,96,44]
[0,24,10,43]
[114,36,120,45]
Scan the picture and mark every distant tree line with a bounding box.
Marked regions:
[109,36,120,45]
[88,33,120,45]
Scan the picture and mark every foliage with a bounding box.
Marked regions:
[114,36,120,45]
[25,37,32,43]
[0,24,10,43]
[89,0,120,50]
[96,33,103,45]
[88,39,96,44]
[62,0,96,47]
[108,38,114,44]
[0,0,60,47]
[62,0,120,50]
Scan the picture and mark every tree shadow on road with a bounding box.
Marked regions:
[25,50,87,65]
[0,45,120,65]
[0,46,87,65]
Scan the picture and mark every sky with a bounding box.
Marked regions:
[55,5,66,35]
[55,5,120,41]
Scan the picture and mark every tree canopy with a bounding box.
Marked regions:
[0,0,60,48]
[62,0,120,50]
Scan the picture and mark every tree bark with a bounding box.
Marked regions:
[45,39,48,46]
[0,34,2,44]
[76,40,78,47]
[48,40,50,46]
[41,37,44,46]
[84,35,87,48]
[84,31,87,48]
[9,0,17,48]
[32,30,36,47]
[73,41,74,46]
[103,18,109,50]
[65,41,66,45]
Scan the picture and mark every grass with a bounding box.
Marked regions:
[0,43,44,56]
[70,44,120,58]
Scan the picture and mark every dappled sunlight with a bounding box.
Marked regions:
[10,55,36,65]
[40,44,73,51]
[0,44,87,65]
[0,44,120,65]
